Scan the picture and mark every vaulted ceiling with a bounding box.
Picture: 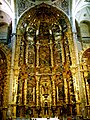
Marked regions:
[0,0,90,30]
[0,0,12,26]
[73,0,90,23]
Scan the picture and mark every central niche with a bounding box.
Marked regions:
[37,22,51,67]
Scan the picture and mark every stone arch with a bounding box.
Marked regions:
[81,48,90,71]
[16,2,76,64]
[18,1,70,22]
[0,43,11,67]
[0,43,11,119]
[80,48,90,117]
[18,3,71,30]
[79,47,90,63]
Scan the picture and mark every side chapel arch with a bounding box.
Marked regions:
[0,43,11,119]
[13,3,77,118]
[80,48,90,117]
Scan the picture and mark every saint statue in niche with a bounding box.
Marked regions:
[27,87,33,102]
[44,102,48,115]
[42,83,49,95]
[42,83,49,99]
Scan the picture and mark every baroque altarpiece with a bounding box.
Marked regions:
[11,4,77,118]
[0,0,90,119]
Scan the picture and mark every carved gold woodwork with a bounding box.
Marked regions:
[79,48,90,118]
[11,3,78,118]
[0,1,90,119]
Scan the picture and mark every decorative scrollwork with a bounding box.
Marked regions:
[17,0,35,16]
[52,0,69,15]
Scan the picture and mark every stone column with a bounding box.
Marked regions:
[70,65,81,115]
[65,31,76,65]
[9,35,16,105]
[11,34,21,118]
[13,72,18,118]
[24,42,29,105]
[67,30,85,116]
[80,59,89,118]
[83,61,88,104]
